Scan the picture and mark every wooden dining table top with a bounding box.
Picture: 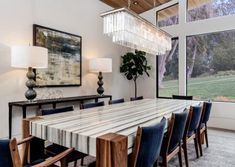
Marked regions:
[29,98,199,156]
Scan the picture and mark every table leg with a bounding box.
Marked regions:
[9,104,12,139]
[96,133,128,167]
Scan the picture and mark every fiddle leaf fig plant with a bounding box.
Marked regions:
[120,50,151,98]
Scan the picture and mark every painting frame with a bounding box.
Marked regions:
[33,24,82,87]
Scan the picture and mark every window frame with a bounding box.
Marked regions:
[186,0,235,23]
[155,0,235,103]
[185,30,235,102]
[156,3,179,27]
[156,37,179,99]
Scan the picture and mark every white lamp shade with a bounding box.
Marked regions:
[89,58,112,73]
[11,46,48,68]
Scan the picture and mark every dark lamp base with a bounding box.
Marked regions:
[25,67,37,101]
[97,72,104,96]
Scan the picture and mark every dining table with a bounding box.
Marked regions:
[22,98,199,167]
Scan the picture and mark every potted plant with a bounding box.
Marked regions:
[120,50,151,98]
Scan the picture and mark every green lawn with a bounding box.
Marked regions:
[159,75,235,102]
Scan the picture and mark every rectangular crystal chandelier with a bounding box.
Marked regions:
[101,8,172,55]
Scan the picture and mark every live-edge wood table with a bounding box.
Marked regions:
[22,99,199,167]
[8,95,112,139]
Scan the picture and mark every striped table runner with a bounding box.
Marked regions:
[30,98,199,156]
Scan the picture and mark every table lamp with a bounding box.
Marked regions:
[11,46,48,101]
[89,58,112,96]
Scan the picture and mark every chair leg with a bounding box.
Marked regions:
[60,159,67,167]
[162,156,168,167]
[201,132,205,144]
[81,158,84,166]
[178,146,183,167]
[198,132,203,157]
[205,127,209,148]
[183,141,189,167]
[194,137,199,158]
[154,159,158,167]
[74,160,77,167]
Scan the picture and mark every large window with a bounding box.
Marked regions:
[187,30,235,102]
[156,1,235,102]
[157,38,179,97]
[157,4,179,27]
[187,0,235,22]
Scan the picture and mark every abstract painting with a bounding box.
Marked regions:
[33,24,82,87]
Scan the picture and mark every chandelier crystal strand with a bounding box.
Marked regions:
[101,8,172,55]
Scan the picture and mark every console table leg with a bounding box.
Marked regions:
[9,104,12,139]
[96,133,128,167]
[53,103,56,109]
[22,106,27,118]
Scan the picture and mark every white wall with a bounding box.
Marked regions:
[141,1,235,131]
[136,54,157,99]
[0,0,133,138]
[0,0,34,138]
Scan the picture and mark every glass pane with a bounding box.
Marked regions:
[157,4,179,27]
[187,30,235,102]
[187,0,235,22]
[158,38,179,97]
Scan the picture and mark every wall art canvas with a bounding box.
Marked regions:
[33,24,82,87]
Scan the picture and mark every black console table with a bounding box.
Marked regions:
[8,95,112,139]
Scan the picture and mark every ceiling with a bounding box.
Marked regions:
[100,0,171,14]
[101,0,213,16]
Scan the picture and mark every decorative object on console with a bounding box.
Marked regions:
[89,58,112,96]
[11,46,48,101]
[100,5,172,55]
[120,50,151,98]
[33,24,82,87]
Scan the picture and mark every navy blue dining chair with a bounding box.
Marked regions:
[198,102,212,156]
[130,118,166,167]
[80,101,105,109]
[88,118,167,167]
[172,95,193,100]
[0,138,73,167]
[109,98,125,105]
[130,96,144,101]
[0,140,13,167]
[41,106,86,167]
[41,106,74,115]
[159,112,188,167]
[183,106,202,167]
